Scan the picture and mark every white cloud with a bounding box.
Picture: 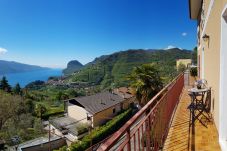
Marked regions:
[0,47,7,55]
[182,32,187,36]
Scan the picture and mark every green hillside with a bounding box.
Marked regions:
[66,48,192,88]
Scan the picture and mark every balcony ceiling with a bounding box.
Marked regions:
[189,0,202,20]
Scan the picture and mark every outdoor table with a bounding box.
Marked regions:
[188,87,210,127]
[188,87,209,105]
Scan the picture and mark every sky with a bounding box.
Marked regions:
[0,0,197,68]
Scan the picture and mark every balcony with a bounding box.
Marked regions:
[92,72,221,151]
[163,78,220,151]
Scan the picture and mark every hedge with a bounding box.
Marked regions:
[42,110,64,120]
[72,109,133,151]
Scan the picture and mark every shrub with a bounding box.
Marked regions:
[178,63,186,73]
[190,67,198,78]
[76,123,89,135]
[54,146,67,151]
[42,109,64,120]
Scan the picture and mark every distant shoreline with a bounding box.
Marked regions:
[0,69,63,87]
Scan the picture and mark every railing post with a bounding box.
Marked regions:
[145,118,151,151]
[126,129,131,151]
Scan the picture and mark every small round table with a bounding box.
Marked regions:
[188,87,210,128]
[188,87,209,104]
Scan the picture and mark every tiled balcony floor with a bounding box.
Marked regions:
[163,81,221,151]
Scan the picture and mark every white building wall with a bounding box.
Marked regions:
[68,103,88,123]
[220,5,227,150]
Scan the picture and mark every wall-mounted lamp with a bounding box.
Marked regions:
[202,34,210,42]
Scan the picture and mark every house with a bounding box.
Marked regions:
[49,89,136,143]
[113,87,136,108]
[176,59,192,70]
[189,0,227,149]
[64,90,135,128]
[49,117,83,143]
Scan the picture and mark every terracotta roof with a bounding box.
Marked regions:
[68,91,125,115]
[113,87,134,99]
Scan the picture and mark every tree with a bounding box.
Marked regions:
[128,64,163,106]
[25,80,45,90]
[25,99,35,114]
[0,92,44,143]
[35,104,47,119]
[65,88,79,97]
[55,91,69,101]
[0,92,23,130]
[13,83,22,95]
[178,63,186,73]
[0,76,11,92]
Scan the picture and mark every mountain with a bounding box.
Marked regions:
[63,60,84,75]
[0,60,49,75]
[66,48,192,88]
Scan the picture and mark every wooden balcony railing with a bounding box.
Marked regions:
[97,73,184,151]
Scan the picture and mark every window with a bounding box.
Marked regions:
[113,108,116,114]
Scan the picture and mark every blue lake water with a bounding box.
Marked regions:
[0,69,63,87]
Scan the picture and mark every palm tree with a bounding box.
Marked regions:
[129,64,163,106]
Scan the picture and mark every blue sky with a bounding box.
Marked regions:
[0,0,197,68]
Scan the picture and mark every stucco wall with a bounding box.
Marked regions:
[93,98,135,127]
[93,106,119,127]
[68,103,88,123]
[197,0,227,132]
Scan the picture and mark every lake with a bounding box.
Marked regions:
[0,69,63,87]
